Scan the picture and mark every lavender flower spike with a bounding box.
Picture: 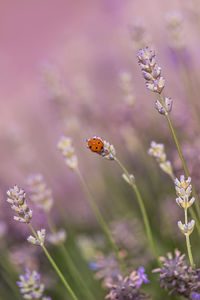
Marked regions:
[7,185,33,223]
[136,267,150,288]
[27,174,54,213]
[191,293,200,300]
[106,270,149,300]
[137,47,165,94]
[17,269,50,299]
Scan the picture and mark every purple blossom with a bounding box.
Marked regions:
[136,267,149,288]
[191,293,200,300]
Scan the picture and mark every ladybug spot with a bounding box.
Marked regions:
[101,146,103,149]
[98,142,100,144]
[89,146,92,149]
[93,138,96,140]
[96,147,98,149]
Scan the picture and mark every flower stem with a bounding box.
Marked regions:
[28,224,78,300]
[46,213,95,300]
[184,209,194,267]
[76,168,127,274]
[160,94,200,222]
[114,157,160,265]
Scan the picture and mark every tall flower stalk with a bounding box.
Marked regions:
[28,224,78,300]
[86,137,159,265]
[6,185,79,300]
[137,47,200,225]
[57,137,127,274]
[27,173,95,300]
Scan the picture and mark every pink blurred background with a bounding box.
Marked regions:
[0,0,198,226]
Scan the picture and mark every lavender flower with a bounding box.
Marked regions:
[136,267,149,288]
[90,253,121,286]
[175,175,195,236]
[153,249,199,297]
[175,176,195,210]
[155,97,173,115]
[191,293,200,300]
[129,18,151,50]
[47,228,67,245]
[166,11,185,51]
[17,268,51,299]
[137,47,165,94]
[27,174,54,213]
[7,185,33,223]
[119,72,136,106]
[106,269,149,300]
[148,141,174,179]
[57,136,78,170]
[27,229,46,246]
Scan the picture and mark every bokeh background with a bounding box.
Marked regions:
[1,0,200,299]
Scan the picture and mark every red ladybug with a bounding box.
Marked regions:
[87,137,104,153]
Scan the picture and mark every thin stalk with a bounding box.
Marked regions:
[46,213,94,300]
[28,224,78,300]
[184,209,194,267]
[160,94,200,220]
[76,168,127,274]
[114,157,160,265]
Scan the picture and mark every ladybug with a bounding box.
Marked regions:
[87,136,104,153]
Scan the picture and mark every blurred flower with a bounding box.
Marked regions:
[42,63,68,105]
[122,173,135,185]
[148,141,174,178]
[10,244,40,270]
[166,11,185,51]
[73,74,94,105]
[7,185,33,223]
[191,293,200,300]
[119,71,136,106]
[137,47,165,94]
[17,268,51,299]
[106,269,149,299]
[57,136,78,170]
[90,253,121,287]
[76,234,105,261]
[120,126,141,154]
[136,267,150,288]
[27,174,54,213]
[153,249,200,297]
[27,229,46,246]
[47,228,67,245]
[110,219,144,253]
[129,18,151,50]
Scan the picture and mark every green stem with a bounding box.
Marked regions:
[28,224,78,300]
[76,168,127,274]
[114,157,160,265]
[160,94,200,221]
[46,214,94,300]
[184,209,194,267]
